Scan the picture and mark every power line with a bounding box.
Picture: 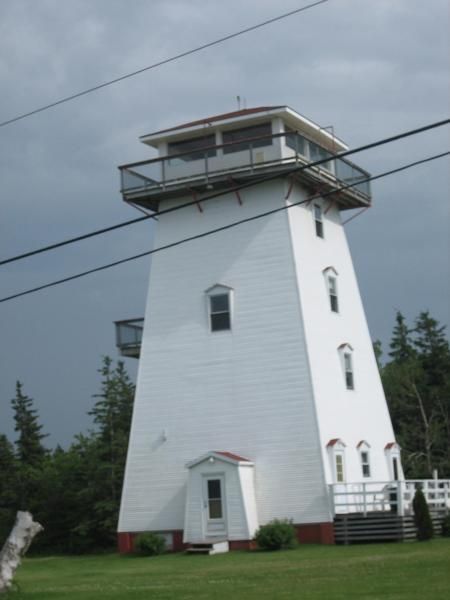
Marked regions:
[1,118,448,267]
[1,151,447,304]
[0,214,150,266]
[0,0,329,129]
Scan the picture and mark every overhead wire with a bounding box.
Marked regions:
[1,151,448,304]
[1,117,449,267]
[0,0,329,129]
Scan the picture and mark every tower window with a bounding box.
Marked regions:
[328,275,339,312]
[314,204,324,238]
[327,438,346,483]
[360,451,371,478]
[338,344,355,390]
[168,134,216,162]
[335,453,345,482]
[344,353,354,390]
[222,122,272,154]
[209,294,230,331]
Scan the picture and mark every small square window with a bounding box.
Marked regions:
[314,204,324,238]
[209,293,231,332]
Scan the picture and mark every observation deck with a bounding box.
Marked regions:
[118,106,372,213]
[114,319,144,359]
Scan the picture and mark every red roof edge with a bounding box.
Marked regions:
[144,106,285,137]
[384,442,398,450]
[327,438,343,447]
[215,451,251,462]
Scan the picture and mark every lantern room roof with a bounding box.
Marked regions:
[140,105,349,152]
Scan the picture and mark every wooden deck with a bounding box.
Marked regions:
[334,510,446,544]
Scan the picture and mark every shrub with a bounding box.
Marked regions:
[412,488,433,541]
[441,515,450,537]
[255,519,297,551]
[134,532,166,556]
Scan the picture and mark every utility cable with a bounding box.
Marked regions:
[0,214,150,266]
[0,151,447,304]
[1,118,448,267]
[0,1,329,129]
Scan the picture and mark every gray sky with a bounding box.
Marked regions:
[0,0,449,447]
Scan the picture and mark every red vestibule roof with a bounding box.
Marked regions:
[215,451,251,462]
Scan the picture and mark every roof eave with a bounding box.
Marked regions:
[140,106,287,147]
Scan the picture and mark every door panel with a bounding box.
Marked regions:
[203,475,227,538]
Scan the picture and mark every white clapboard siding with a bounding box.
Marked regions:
[286,182,397,485]
[118,181,331,533]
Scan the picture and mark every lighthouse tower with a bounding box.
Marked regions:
[117,106,402,552]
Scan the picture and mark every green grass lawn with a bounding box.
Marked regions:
[10,539,450,599]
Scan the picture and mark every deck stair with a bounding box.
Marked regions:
[334,510,446,544]
[186,540,229,555]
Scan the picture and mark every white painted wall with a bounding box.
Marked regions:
[286,181,398,485]
[118,180,331,534]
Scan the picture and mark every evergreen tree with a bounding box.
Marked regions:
[85,357,135,547]
[412,488,434,541]
[11,381,47,466]
[0,434,18,542]
[389,311,416,363]
[414,312,450,476]
[10,381,48,510]
[382,312,450,478]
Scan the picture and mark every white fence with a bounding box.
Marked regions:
[329,479,450,517]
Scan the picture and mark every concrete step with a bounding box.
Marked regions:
[186,540,229,555]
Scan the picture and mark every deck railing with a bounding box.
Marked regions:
[118,130,371,200]
[114,319,144,358]
[329,479,450,517]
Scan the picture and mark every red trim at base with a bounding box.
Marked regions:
[117,532,134,554]
[294,522,335,544]
[118,530,188,553]
[228,539,257,551]
[173,530,189,552]
[118,521,335,554]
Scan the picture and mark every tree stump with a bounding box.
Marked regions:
[0,511,43,593]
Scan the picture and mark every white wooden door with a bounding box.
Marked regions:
[202,475,227,538]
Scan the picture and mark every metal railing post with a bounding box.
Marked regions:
[249,143,254,173]
[204,152,209,183]
[161,159,166,190]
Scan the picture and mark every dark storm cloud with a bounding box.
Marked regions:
[0,0,448,445]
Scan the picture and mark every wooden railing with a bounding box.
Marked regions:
[329,479,450,517]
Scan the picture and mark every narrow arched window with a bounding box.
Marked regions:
[357,441,371,478]
[327,439,346,483]
[323,267,339,313]
[313,203,324,238]
[338,343,355,390]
